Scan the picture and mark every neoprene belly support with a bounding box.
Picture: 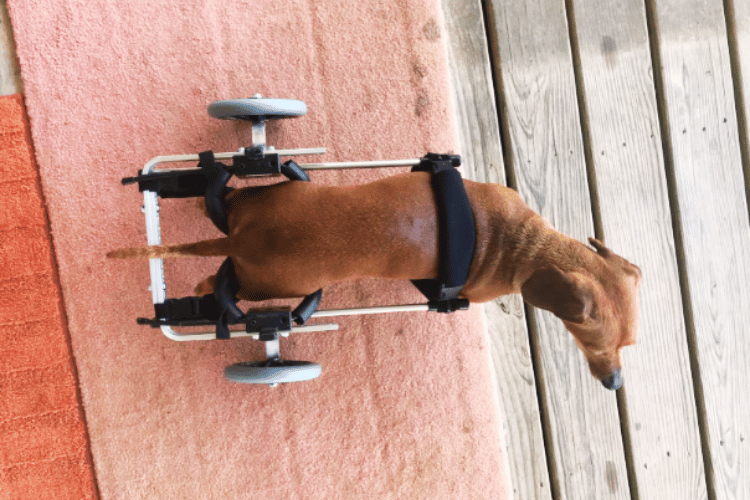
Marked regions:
[410,153,476,312]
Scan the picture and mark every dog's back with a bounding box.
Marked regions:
[224,172,441,299]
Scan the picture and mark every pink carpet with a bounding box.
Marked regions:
[7,1,509,498]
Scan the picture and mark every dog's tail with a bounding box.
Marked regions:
[106,237,234,259]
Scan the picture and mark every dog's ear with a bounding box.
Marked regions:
[590,237,642,281]
[588,237,612,257]
[521,267,595,324]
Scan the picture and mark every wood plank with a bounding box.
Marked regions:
[732,0,750,113]
[440,0,504,184]
[483,294,551,500]
[570,0,708,498]
[440,2,551,498]
[484,0,630,498]
[0,0,22,95]
[650,0,750,498]
[728,0,750,201]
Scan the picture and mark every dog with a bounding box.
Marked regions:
[108,171,641,390]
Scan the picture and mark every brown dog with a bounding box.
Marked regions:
[109,172,641,389]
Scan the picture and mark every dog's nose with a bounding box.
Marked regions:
[601,369,622,391]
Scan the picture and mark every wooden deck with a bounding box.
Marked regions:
[442,0,750,498]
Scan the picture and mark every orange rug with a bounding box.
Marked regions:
[0,94,97,499]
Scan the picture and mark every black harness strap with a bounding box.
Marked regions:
[196,151,322,338]
[199,151,233,235]
[411,154,475,311]
[199,149,310,236]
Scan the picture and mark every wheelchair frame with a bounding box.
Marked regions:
[126,97,468,385]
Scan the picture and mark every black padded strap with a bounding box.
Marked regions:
[199,151,233,235]
[154,295,221,322]
[411,153,475,304]
[281,160,311,182]
[199,152,310,236]
[211,257,322,337]
[292,289,323,325]
[213,257,244,339]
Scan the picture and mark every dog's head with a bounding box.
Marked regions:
[521,238,641,390]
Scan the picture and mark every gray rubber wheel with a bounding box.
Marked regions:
[224,360,321,385]
[208,98,307,121]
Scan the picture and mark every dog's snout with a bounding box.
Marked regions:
[601,369,622,391]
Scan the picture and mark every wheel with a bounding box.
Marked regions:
[223,359,321,385]
[208,97,307,121]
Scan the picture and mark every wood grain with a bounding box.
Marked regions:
[570,0,708,497]
[652,0,750,497]
[484,0,629,498]
[728,0,750,211]
[484,295,552,500]
[441,1,550,497]
[441,0,504,184]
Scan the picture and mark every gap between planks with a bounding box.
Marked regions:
[722,0,750,225]
[562,1,641,499]
[642,0,718,498]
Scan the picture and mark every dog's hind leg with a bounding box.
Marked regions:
[193,274,216,295]
[195,198,210,218]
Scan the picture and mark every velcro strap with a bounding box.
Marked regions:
[154,295,221,321]
[411,153,475,302]
[199,151,233,235]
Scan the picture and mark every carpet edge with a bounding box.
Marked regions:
[0,93,100,500]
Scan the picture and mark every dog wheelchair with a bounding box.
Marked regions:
[123,97,475,386]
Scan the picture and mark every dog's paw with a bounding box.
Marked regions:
[195,198,209,218]
[193,274,216,295]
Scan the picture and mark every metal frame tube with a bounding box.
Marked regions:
[155,304,432,342]
[298,159,421,170]
[141,147,329,175]
[159,322,340,342]
[311,304,430,318]
[142,150,420,175]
